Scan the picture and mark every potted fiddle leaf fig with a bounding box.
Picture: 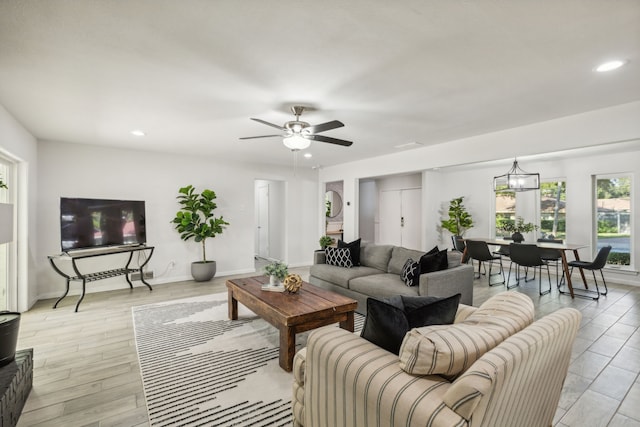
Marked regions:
[441,196,474,237]
[171,185,229,281]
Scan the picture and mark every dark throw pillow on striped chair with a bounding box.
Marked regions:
[360,294,461,355]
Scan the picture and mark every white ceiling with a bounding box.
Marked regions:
[0,1,639,168]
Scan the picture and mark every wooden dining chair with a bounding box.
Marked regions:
[508,243,552,295]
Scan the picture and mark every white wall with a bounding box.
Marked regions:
[0,104,38,311]
[320,102,640,286]
[37,141,318,299]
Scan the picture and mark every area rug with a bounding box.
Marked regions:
[132,292,364,427]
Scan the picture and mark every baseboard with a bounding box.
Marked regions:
[37,267,260,301]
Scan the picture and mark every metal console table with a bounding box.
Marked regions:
[48,245,154,312]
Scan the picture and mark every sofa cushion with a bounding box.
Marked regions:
[360,294,461,354]
[360,244,394,271]
[338,238,361,266]
[310,264,383,288]
[388,246,426,274]
[419,249,448,273]
[325,247,353,268]
[447,251,463,268]
[401,258,420,287]
[349,273,419,298]
[398,292,535,376]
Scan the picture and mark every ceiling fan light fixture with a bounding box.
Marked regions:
[283,134,310,151]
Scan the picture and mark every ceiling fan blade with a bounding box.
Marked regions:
[250,118,287,131]
[305,120,344,134]
[239,134,283,140]
[307,134,353,147]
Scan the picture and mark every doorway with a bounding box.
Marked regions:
[379,188,422,249]
[0,156,16,311]
[254,180,286,267]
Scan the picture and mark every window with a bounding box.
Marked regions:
[495,189,516,238]
[540,181,566,239]
[595,175,632,266]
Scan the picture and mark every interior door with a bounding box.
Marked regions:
[378,188,422,248]
[379,190,402,246]
[400,188,422,250]
[257,184,269,258]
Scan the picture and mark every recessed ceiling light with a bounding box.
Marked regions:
[303,153,312,158]
[595,60,627,72]
[131,130,146,137]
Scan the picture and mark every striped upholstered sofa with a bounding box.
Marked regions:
[292,292,581,427]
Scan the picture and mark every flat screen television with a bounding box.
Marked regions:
[60,197,146,251]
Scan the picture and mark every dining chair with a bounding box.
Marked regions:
[465,240,504,286]
[537,238,564,287]
[565,245,612,300]
[452,236,472,265]
[508,243,552,295]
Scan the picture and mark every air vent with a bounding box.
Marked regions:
[394,141,423,149]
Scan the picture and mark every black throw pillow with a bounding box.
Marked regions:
[360,293,461,355]
[401,258,420,287]
[338,238,361,266]
[426,245,439,256]
[419,249,449,274]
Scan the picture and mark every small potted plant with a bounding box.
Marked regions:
[264,261,288,287]
[498,216,538,243]
[319,235,334,250]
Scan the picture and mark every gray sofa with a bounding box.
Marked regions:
[309,243,474,314]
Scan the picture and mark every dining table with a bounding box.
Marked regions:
[463,238,590,298]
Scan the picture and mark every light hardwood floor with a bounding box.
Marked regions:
[14,266,640,426]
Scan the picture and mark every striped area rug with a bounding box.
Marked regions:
[132,292,364,427]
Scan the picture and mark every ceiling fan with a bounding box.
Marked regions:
[239,106,353,150]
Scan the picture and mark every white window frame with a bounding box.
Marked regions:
[593,173,633,270]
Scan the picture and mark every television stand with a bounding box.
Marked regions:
[48,245,155,312]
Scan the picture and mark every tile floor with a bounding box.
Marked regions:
[12,262,640,426]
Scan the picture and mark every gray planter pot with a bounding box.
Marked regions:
[191,261,217,282]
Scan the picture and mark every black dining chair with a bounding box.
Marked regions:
[565,245,612,300]
[508,243,552,295]
[465,240,504,286]
[537,238,564,287]
[452,236,473,265]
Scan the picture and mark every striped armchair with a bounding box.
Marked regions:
[292,292,581,427]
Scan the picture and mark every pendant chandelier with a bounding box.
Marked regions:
[493,159,540,192]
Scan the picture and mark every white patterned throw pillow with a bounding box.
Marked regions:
[401,258,420,287]
[325,247,353,268]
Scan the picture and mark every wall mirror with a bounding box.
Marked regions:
[325,191,343,218]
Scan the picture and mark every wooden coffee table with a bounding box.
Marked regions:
[226,276,357,372]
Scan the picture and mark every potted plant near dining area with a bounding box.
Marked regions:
[498,216,538,243]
